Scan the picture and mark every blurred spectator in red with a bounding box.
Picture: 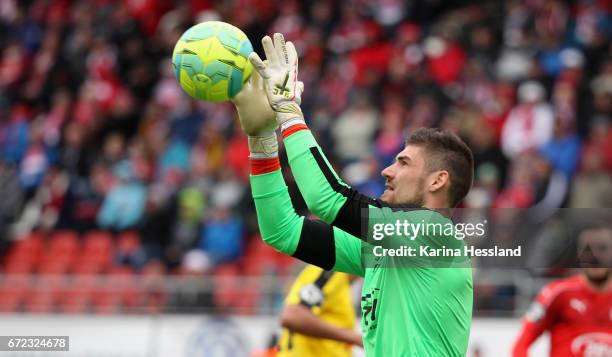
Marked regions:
[375,96,406,167]
[501,81,555,159]
[424,35,467,85]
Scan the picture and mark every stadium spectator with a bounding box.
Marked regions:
[97,161,147,231]
[198,206,244,266]
[501,81,555,159]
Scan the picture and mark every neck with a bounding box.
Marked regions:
[423,196,452,210]
[422,199,454,218]
[582,275,610,292]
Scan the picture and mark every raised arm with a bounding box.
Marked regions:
[248,33,391,239]
[230,54,364,276]
[251,166,364,276]
[282,125,379,237]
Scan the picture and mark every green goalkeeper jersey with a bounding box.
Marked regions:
[251,129,473,356]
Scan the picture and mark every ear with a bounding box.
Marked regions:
[427,170,449,193]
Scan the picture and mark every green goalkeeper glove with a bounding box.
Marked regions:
[248,33,306,131]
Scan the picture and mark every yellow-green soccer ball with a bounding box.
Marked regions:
[172,21,254,102]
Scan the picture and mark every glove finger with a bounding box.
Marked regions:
[286,41,298,67]
[261,35,279,67]
[249,52,271,79]
[296,81,304,105]
[273,33,289,66]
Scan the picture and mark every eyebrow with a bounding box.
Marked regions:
[396,155,411,163]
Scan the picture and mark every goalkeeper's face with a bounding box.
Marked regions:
[380,145,427,205]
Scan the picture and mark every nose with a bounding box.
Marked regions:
[381,164,394,180]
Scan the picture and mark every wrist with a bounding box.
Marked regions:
[249,132,280,175]
[346,331,363,347]
[339,329,359,345]
[248,132,278,159]
[276,102,306,138]
[275,101,304,125]
[280,117,308,139]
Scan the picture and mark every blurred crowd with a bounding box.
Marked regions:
[0,0,610,276]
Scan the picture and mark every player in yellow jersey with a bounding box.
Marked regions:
[277,265,362,357]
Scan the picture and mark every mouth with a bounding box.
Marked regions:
[381,184,393,202]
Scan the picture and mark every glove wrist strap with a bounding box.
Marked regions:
[248,132,278,159]
[276,102,304,126]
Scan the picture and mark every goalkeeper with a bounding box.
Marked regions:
[232,33,474,356]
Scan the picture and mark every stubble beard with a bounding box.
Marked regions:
[382,177,426,207]
[585,268,610,288]
[405,186,425,207]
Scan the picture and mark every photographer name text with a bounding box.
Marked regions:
[372,245,522,257]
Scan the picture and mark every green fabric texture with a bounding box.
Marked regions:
[250,170,365,276]
[278,129,474,356]
[284,130,350,224]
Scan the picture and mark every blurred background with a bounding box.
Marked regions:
[0,0,609,356]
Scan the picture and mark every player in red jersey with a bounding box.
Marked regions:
[512,226,612,357]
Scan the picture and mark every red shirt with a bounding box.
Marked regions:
[513,275,612,357]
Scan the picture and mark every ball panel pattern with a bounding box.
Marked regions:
[172,21,254,102]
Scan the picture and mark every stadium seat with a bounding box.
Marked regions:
[38,259,72,275]
[139,261,167,313]
[0,275,29,312]
[83,231,114,256]
[24,275,64,314]
[49,230,80,247]
[110,266,142,312]
[3,260,35,274]
[116,231,141,254]
[91,286,121,314]
[4,232,44,269]
[243,237,296,276]
[236,278,261,315]
[91,266,137,314]
[212,264,242,312]
[38,230,80,273]
[242,238,273,276]
[274,250,296,276]
[59,275,97,314]
[71,260,104,275]
[76,230,115,273]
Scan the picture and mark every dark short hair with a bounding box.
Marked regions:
[406,128,474,207]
